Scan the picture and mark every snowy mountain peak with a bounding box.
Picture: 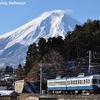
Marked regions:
[0,10,81,68]
[41,9,72,16]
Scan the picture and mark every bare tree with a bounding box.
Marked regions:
[43,49,63,63]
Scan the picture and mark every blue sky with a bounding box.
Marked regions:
[0,0,100,35]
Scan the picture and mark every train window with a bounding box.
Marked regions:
[92,79,97,84]
[86,79,90,84]
[56,81,62,85]
[79,80,84,84]
[71,80,77,84]
[99,79,100,83]
[71,81,72,84]
[82,80,84,84]
[78,80,85,84]
[61,81,66,85]
[48,82,55,86]
[75,80,77,84]
[84,80,85,84]
[78,80,80,84]
[80,80,81,84]
[67,81,70,85]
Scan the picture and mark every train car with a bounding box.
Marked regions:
[47,74,100,94]
[47,78,67,93]
[67,74,100,94]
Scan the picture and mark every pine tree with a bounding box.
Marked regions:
[38,38,46,61]
[4,66,10,74]
[16,64,24,80]
[9,66,13,74]
[24,43,38,77]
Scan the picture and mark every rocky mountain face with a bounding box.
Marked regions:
[0,10,81,68]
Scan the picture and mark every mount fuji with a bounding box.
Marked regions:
[0,10,81,68]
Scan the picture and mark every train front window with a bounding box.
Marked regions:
[92,79,97,84]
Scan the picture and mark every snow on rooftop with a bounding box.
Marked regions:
[0,90,14,96]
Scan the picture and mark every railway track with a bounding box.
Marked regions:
[34,94,100,100]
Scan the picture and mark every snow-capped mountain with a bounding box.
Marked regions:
[0,10,81,68]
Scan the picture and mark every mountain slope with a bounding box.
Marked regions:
[0,10,81,68]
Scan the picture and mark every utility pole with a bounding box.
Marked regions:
[13,68,16,91]
[40,63,42,94]
[89,50,92,73]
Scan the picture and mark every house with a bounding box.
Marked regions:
[0,90,18,100]
[14,80,37,93]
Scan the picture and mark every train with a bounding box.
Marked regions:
[47,74,100,94]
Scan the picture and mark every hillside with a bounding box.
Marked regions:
[0,10,81,68]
